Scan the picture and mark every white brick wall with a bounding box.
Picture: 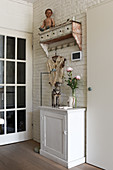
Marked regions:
[33,0,110,142]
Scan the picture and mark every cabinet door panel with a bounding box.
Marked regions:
[41,111,67,160]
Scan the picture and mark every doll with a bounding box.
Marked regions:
[39,8,55,31]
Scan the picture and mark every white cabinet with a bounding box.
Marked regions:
[40,107,85,169]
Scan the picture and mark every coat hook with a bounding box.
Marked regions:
[61,45,63,49]
[49,48,52,51]
[67,43,70,47]
[55,47,57,55]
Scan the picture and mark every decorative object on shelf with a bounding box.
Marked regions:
[52,82,61,107]
[47,55,66,87]
[39,8,55,32]
[65,67,81,108]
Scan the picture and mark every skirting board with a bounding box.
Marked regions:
[40,149,85,169]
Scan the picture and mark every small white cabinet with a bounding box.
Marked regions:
[40,107,85,169]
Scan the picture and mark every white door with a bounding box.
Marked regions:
[0,28,32,145]
[87,2,113,170]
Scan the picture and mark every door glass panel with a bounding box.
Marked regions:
[0,86,4,109]
[6,86,15,109]
[6,61,15,84]
[0,61,4,84]
[0,35,4,58]
[0,34,27,142]
[17,38,26,60]
[0,112,4,135]
[17,62,26,84]
[17,87,26,108]
[6,37,15,59]
[6,111,15,134]
[17,110,26,132]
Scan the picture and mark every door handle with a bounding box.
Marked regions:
[88,87,92,91]
[63,131,67,135]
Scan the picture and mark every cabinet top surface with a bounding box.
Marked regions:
[39,106,86,112]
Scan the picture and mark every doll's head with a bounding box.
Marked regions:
[45,8,53,18]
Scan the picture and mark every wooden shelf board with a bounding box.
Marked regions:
[40,34,72,44]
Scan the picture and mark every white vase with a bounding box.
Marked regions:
[69,96,75,108]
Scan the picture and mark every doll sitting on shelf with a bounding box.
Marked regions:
[39,8,55,32]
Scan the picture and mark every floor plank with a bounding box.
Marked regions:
[0,140,103,170]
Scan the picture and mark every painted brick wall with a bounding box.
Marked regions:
[33,0,110,142]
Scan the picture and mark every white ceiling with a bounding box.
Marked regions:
[21,0,37,3]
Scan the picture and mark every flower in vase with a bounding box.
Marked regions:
[65,67,81,108]
[66,67,73,72]
[65,67,81,90]
[75,75,81,80]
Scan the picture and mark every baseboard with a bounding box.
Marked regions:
[40,149,85,169]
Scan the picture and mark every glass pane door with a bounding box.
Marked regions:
[0,32,31,145]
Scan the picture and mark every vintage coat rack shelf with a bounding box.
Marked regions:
[39,20,82,56]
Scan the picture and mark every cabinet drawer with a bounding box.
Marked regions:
[40,34,45,42]
[52,30,57,38]
[57,28,64,37]
[45,32,51,40]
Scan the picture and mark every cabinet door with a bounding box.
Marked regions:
[40,110,67,160]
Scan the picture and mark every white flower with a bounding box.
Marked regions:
[67,67,73,72]
[76,75,81,80]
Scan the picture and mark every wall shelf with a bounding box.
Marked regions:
[39,21,82,56]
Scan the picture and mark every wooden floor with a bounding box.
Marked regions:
[0,140,103,170]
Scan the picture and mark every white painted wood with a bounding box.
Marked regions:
[68,109,85,162]
[0,0,33,33]
[12,0,37,3]
[40,150,85,169]
[40,106,85,169]
[87,2,113,170]
[41,110,66,160]
[39,22,72,43]
[0,28,32,145]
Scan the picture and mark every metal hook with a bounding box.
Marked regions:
[55,47,57,55]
